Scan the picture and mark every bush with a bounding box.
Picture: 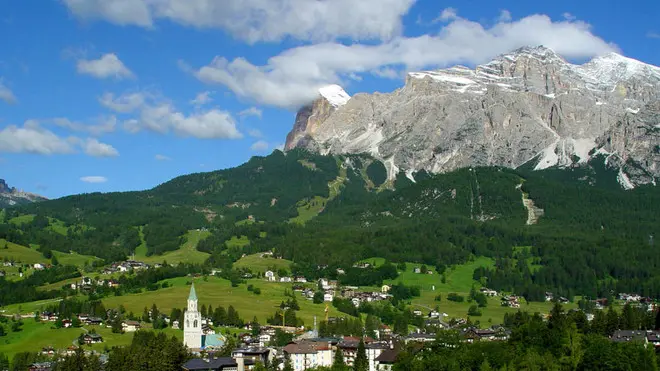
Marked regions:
[434,294,442,302]
[253,288,261,295]
[447,293,465,302]
[468,305,482,316]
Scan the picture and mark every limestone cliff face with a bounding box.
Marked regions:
[285,46,660,188]
[0,179,47,207]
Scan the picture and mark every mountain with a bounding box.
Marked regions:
[0,179,47,207]
[285,46,660,189]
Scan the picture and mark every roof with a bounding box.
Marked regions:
[375,349,400,364]
[611,330,647,343]
[182,357,255,371]
[283,343,318,354]
[188,283,198,301]
[85,333,103,339]
[203,334,227,348]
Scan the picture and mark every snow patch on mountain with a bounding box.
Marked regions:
[319,85,351,107]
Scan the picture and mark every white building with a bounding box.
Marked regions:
[184,284,203,349]
[265,271,276,282]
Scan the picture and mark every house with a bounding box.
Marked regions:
[428,310,440,319]
[83,333,104,344]
[182,356,254,371]
[62,319,72,328]
[479,288,498,297]
[318,278,329,289]
[41,347,56,356]
[279,276,293,283]
[172,320,180,330]
[295,277,308,283]
[33,263,45,270]
[412,310,423,316]
[336,268,346,275]
[265,271,275,282]
[202,323,216,335]
[86,317,103,326]
[403,333,436,343]
[122,320,141,332]
[413,267,421,274]
[284,341,333,371]
[375,349,400,371]
[28,362,53,371]
[611,330,648,345]
[545,292,554,302]
[462,327,510,343]
[64,346,78,356]
[231,348,275,366]
[324,292,334,302]
[647,331,660,348]
[381,285,391,293]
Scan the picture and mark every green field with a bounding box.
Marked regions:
[8,215,35,226]
[0,239,48,265]
[225,236,250,248]
[234,253,293,273]
[134,230,211,265]
[0,318,182,358]
[53,251,101,267]
[101,276,340,325]
[290,165,347,225]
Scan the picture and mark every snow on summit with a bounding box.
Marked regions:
[319,85,351,107]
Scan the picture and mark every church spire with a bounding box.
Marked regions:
[188,283,197,301]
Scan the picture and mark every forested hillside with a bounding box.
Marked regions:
[1,149,660,301]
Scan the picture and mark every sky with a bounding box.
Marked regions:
[1,0,659,199]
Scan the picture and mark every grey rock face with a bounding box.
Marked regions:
[285,46,660,188]
[0,179,47,207]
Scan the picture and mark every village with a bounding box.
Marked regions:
[6,256,660,371]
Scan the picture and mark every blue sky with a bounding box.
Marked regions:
[1,0,658,199]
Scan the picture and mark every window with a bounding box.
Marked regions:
[186,320,190,328]
[194,320,198,328]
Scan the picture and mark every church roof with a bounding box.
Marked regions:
[188,283,198,301]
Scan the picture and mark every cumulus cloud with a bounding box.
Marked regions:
[80,176,108,183]
[250,140,269,152]
[62,0,415,43]
[0,80,17,104]
[190,91,213,106]
[239,107,263,119]
[53,116,117,136]
[83,138,119,157]
[193,13,616,108]
[102,91,242,139]
[77,53,134,79]
[99,92,146,113]
[155,154,171,161]
[433,7,458,23]
[562,12,576,21]
[498,10,512,22]
[0,123,76,155]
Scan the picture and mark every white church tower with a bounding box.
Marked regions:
[184,284,202,349]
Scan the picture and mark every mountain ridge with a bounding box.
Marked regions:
[285,45,660,189]
[0,179,47,207]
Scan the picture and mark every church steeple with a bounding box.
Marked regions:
[188,283,198,301]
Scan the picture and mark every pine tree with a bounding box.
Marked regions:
[332,348,346,371]
[354,338,368,371]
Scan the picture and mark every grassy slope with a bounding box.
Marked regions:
[290,164,347,225]
[0,239,48,264]
[0,318,181,359]
[101,276,340,325]
[234,253,293,273]
[134,230,211,265]
[225,236,250,248]
[53,251,101,267]
[8,215,35,225]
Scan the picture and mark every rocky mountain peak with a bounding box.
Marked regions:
[285,46,660,189]
[0,179,11,194]
[0,179,48,207]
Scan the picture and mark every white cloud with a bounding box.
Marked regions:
[433,7,458,23]
[250,140,269,152]
[77,53,134,79]
[53,116,117,136]
[248,129,263,138]
[239,107,262,118]
[155,154,171,161]
[80,176,108,183]
[648,31,660,39]
[190,91,213,106]
[104,91,242,139]
[83,138,119,157]
[498,10,512,22]
[0,80,17,104]
[62,0,415,43]
[194,13,616,108]
[99,92,146,113]
[0,123,75,155]
[562,12,576,21]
